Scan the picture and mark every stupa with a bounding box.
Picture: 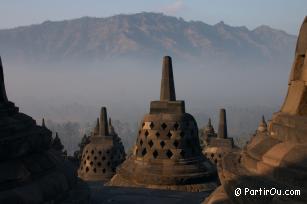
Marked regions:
[109,56,218,192]
[78,107,126,182]
[200,118,217,147]
[245,116,268,147]
[0,57,82,203]
[257,116,268,133]
[51,132,65,153]
[204,17,307,204]
[203,109,239,165]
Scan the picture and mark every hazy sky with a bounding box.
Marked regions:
[0,0,306,34]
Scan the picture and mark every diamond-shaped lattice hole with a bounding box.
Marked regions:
[155,132,160,138]
[166,150,173,158]
[153,150,158,158]
[161,123,167,130]
[140,139,143,146]
[180,150,185,158]
[142,148,147,156]
[160,140,165,148]
[174,122,179,130]
[148,140,154,148]
[102,156,106,161]
[106,150,110,154]
[102,169,106,173]
[149,122,154,129]
[97,162,101,167]
[167,131,172,138]
[180,131,185,138]
[93,168,96,173]
[142,122,145,127]
[145,130,149,137]
[173,140,179,148]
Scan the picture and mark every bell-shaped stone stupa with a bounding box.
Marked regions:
[78,107,126,182]
[109,56,218,192]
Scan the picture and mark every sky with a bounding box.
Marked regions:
[0,0,306,35]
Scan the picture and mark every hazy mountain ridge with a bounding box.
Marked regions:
[0,12,296,155]
[0,12,296,65]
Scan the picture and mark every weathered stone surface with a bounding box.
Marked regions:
[295,16,307,56]
[108,56,218,192]
[78,107,126,182]
[204,17,307,204]
[0,56,87,203]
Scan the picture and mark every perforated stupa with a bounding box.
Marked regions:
[109,56,218,192]
[78,107,126,182]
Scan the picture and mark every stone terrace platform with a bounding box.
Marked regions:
[87,182,210,204]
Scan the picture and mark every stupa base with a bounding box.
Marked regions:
[108,174,218,192]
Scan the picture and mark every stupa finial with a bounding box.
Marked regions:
[109,117,112,126]
[257,115,268,132]
[0,56,8,103]
[160,56,176,101]
[99,107,109,136]
[262,115,266,124]
[208,118,212,127]
[42,118,46,128]
[217,109,228,139]
[295,16,307,55]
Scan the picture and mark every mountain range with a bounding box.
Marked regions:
[0,12,296,152]
[0,12,297,67]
